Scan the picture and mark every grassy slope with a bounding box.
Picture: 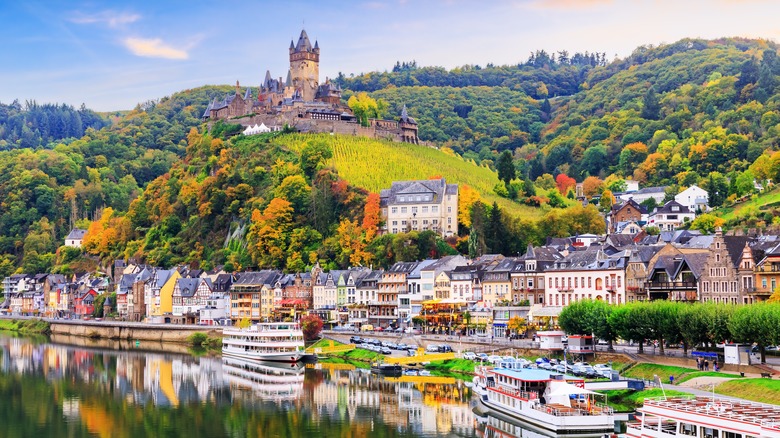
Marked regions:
[715,187,780,222]
[715,378,780,404]
[601,389,690,412]
[623,363,741,383]
[275,133,544,219]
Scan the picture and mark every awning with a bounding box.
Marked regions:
[530,306,564,318]
[548,382,599,397]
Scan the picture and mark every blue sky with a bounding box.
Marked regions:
[2,0,780,111]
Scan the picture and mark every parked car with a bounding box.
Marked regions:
[438,344,453,353]
[538,361,552,370]
[426,344,440,353]
[593,364,613,378]
[350,336,363,344]
[407,349,417,357]
[476,353,489,362]
[380,347,392,355]
[462,352,477,360]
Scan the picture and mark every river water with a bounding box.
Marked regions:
[0,333,605,437]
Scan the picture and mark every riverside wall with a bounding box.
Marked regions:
[48,320,223,344]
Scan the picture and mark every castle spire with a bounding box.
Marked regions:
[285,68,292,87]
[235,80,240,95]
[295,29,312,53]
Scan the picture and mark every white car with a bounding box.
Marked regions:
[462,352,477,360]
[594,364,613,378]
[426,344,439,353]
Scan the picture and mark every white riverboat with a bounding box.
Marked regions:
[222,357,305,400]
[626,395,780,438]
[473,366,615,434]
[222,322,305,363]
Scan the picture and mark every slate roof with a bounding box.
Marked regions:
[400,104,417,125]
[212,273,234,292]
[232,270,281,286]
[611,199,647,215]
[605,234,636,248]
[385,262,420,274]
[652,200,692,215]
[66,228,87,240]
[293,29,314,53]
[177,278,201,298]
[723,236,750,268]
[379,177,456,207]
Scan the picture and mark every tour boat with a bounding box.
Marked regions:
[222,356,305,400]
[222,322,306,363]
[472,366,615,434]
[626,395,780,438]
[473,407,610,438]
[371,362,403,376]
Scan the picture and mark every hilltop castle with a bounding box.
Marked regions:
[203,29,419,144]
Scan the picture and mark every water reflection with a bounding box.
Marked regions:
[0,334,478,437]
[0,334,606,437]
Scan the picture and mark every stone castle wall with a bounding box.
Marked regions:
[234,113,411,143]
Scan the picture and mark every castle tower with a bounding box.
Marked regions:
[289,29,320,102]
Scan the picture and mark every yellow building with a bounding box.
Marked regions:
[157,270,181,316]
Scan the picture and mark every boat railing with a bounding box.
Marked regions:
[533,402,614,417]
[491,385,537,401]
[643,396,775,426]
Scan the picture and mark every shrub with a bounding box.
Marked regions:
[187,332,208,347]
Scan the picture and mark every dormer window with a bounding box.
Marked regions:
[672,206,680,212]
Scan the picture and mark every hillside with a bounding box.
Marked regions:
[273,133,543,219]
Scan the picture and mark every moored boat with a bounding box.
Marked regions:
[222,322,305,363]
[222,357,305,400]
[473,366,615,434]
[371,363,403,376]
[626,395,780,438]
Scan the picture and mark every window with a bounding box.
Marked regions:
[423,219,428,224]
[448,217,452,223]
[422,206,428,213]
[401,207,407,213]
[412,207,418,214]
[433,219,438,224]
[401,220,407,225]
[432,205,438,213]
[415,196,421,202]
[399,196,405,202]
[447,206,452,213]
[392,221,397,225]
[391,207,397,214]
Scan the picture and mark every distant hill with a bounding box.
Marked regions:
[0,101,107,149]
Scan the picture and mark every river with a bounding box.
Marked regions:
[0,333,608,437]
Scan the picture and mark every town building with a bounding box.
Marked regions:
[65,229,87,248]
[645,252,708,301]
[618,186,667,205]
[647,200,696,231]
[675,184,709,213]
[511,245,561,305]
[544,248,627,306]
[379,178,459,237]
[608,199,647,234]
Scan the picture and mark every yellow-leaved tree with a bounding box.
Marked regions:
[458,184,481,229]
[361,192,381,241]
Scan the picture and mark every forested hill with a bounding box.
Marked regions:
[339,38,780,194]
[0,101,108,149]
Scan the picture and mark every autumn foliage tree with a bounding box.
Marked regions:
[555,173,576,195]
[247,198,295,268]
[458,184,481,229]
[361,192,381,240]
[301,314,324,341]
[581,176,604,199]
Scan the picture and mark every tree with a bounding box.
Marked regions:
[599,189,615,213]
[497,150,516,185]
[534,173,556,190]
[468,201,488,258]
[580,145,607,177]
[347,92,387,126]
[690,213,725,233]
[301,314,324,341]
[274,175,312,215]
[581,176,604,199]
[555,173,576,195]
[300,140,333,180]
[485,202,507,255]
[619,142,649,176]
[559,300,593,335]
[458,184,481,229]
[361,192,381,241]
[507,316,527,336]
[701,172,729,207]
[640,86,660,120]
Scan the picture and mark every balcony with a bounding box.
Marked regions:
[646,281,697,290]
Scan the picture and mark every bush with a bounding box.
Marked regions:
[187,332,208,347]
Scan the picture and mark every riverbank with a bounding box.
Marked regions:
[0,319,50,334]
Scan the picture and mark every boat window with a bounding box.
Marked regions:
[701,427,719,438]
[723,433,741,438]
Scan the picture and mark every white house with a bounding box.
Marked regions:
[675,185,709,213]
[647,200,696,231]
[65,229,87,248]
[618,186,667,205]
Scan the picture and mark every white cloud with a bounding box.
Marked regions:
[123,38,189,60]
[69,11,141,27]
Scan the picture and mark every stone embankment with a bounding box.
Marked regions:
[47,319,222,344]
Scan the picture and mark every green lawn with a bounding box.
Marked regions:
[425,358,476,374]
[600,389,690,412]
[622,363,741,384]
[715,378,780,404]
[309,338,385,362]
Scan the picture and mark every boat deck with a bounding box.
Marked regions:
[642,396,780,430]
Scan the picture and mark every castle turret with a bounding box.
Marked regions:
[289,29,319,102]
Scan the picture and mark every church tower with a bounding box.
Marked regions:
[289,29,320,102]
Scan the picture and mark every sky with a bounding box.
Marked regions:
[2,0,780,111]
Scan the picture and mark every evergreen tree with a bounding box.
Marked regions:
[496,150,516,185]
[640,86,660,120]
[736,57,759,101]
[468,201,487,258]
[485,202,507,255]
